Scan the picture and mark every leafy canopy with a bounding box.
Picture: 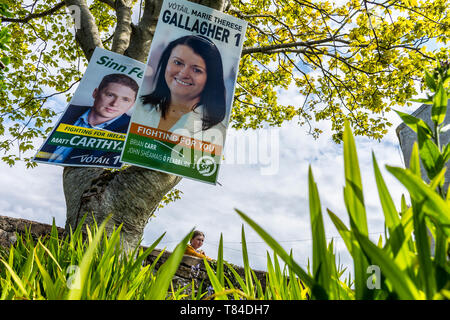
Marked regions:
[0,0,449,166]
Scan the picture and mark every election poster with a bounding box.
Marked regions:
[120,0,247,184]
[33,47,145,169]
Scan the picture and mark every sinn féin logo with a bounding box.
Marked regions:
[196,156,217,177]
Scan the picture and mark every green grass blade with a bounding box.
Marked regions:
[265,252,280,299]
[308,165,331,292]
[224,261,247,294]
[394,110,433,137]
[417,125,444,180]
[353,231,422,300]
[429,167,446,192]
[241,224,254,296]
[203,258,227,300]
[1,259,28,297]
[217,233,224,287]
[327,209,354,256]
[343,120,368,235]
[235,208,327,299]
[342,121,370,299]
[386,166,450,236]
[146,229,193,300]
[372,153,405,255]
[409,142,421,176]
[33,245,58,299]
[412,200,436,299]
[66,216,111,300]
[130,232,166,272]
[432,82,447,125]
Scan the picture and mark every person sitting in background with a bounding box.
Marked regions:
[185,230,213,261]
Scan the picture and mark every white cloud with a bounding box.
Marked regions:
[0,103,413,281]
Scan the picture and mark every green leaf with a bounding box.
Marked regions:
[411,201,436,299]
[146,229,193,300]
[241,224,254,296]
[395,110,433,137]
[216,233,224,287]
[0,259,28,297]
[386,166,450,236]
[352,232,421,300]
[343,121,370,299]
[417,125,444,180]
[34,244,59,299]
[410,143,421,176]
[204,258,227,300]
[235,208,327,299]
[372,152,404,255]
[432,83,448,125]
[66,216,111,300]
[442,143,450,163]
[327,209,354,257]
[424,70,437,92]
[123,232,166,283]
[224,261,247,295]
[429,167,446,191]
[409,98,433,104]
[343,121,368,235]
[308,165,330,292]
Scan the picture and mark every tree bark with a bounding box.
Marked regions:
[63,166,182,251]
[61,0,228,251]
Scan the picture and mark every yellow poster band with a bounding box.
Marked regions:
[56,123,126,141]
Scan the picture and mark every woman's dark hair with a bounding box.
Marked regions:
[191,230,205,240]
[141,35,226,130]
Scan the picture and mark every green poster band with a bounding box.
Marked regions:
[122,133,221,183]
[47,131,124,153]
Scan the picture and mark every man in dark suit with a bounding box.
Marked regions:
[35,73,139,166]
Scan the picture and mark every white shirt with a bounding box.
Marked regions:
[132,103,227,146]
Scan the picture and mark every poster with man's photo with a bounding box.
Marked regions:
[33,48,145,168]
[120,0,247,184]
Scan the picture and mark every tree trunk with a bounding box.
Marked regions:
[62,0,228,251]
[63,166,181,251]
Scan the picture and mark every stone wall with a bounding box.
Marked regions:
[0,215,267,294]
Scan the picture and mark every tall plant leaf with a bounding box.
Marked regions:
[386,166,450,235]
[417,125,444,181]
[343,121,370,299]
[66,217,110,300]
[353,232,422,300]
[217,233,224,287]
[146,229,193,300]
[432,82,448,125]
[235,209,327,299]
[372,153,404,255]
[308,165,331,292]
[240,225,254,296]
[395,110,433,137]
[343,121,368,235]
[203,258,227,300]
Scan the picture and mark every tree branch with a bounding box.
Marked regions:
[242,37,348,55]
[111,0,133,54]
[1,1,65,23]
[64,0,103,61]
[125,0,163,62]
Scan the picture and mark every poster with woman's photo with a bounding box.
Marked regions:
[33,47,145,168]
[120,0,247,184]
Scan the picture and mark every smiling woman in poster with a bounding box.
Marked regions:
[134,35,227,145]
